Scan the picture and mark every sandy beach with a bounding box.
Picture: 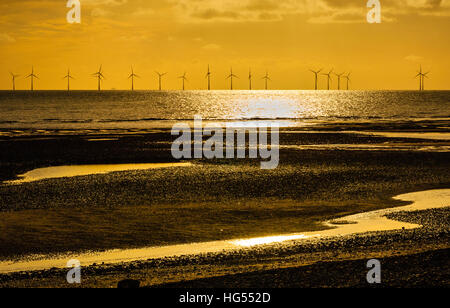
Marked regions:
[0,120,448,287]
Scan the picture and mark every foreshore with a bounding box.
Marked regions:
[0,206,448,288]
[0,120,448,287]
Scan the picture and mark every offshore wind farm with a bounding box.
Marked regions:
[4,64,435,91]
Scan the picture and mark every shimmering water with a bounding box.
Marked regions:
[0,91,449,130]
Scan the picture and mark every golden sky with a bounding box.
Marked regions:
[0,0,449,90]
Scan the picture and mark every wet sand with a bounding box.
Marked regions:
[0,189,448,274]
[0,120,448,287]
[1,206,448,288]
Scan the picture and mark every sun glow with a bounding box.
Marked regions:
[230,234,314,247]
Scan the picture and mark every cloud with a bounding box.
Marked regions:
[202,43,221,50]
[405,54,424,62]
[170,0,450,23]
[82,0,128,6]
[91,8,110,17]
[0,33,15,43]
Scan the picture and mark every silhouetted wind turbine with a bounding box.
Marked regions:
[415,66,429,91]
[10,72,19,91]
[206,65,212,90]
[128,66,140,91]
[26,67,39,91]
[334,72,344,90]
[310,68,323,90]
[344,72,351,90]
[92,65,105,91]
[178,72,188,90]
[226,68,239,90]
[248,69,252,90]
[63,69,74,91]
[155,71,167,91]
[262,71,271,90]
[322,69,333,90]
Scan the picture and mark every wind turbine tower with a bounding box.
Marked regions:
[344,72,351,90]
[334,72,344,90]
[310,69,323,90]
[10,72,19,91]
[416,66,429,91]
[92,65,105,91]
[64,69,75,91]
[262,71,271,90]
[178,72,188,90]
[128,66,140,91]
[206,65,212,90]
[155,71,167,91]
[322,69,333,90]
[226,68,239,90]
[26,66,38,91]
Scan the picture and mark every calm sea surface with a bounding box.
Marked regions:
[0,90,449,131]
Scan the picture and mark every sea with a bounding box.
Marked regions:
[0,90,449,134]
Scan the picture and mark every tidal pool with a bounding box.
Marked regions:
[4,163,193,184]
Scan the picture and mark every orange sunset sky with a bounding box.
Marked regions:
[0,0,449,90]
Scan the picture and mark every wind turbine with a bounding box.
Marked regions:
[262,71,271,90]
[26,66,38,91]
[155,71,167,91]
[334,72,344,90]
[226,68,239,90]
[128,66,140,91]
[310,68,322,90]
[9,72,19,91]
[415,66,429,91]
[178,72,188,90]
[63,69,75,91]
[92,65,105,91]
[321,69,333,90]
[344,72,351,90]
[206,65,212,90]
[248,69,252,90]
